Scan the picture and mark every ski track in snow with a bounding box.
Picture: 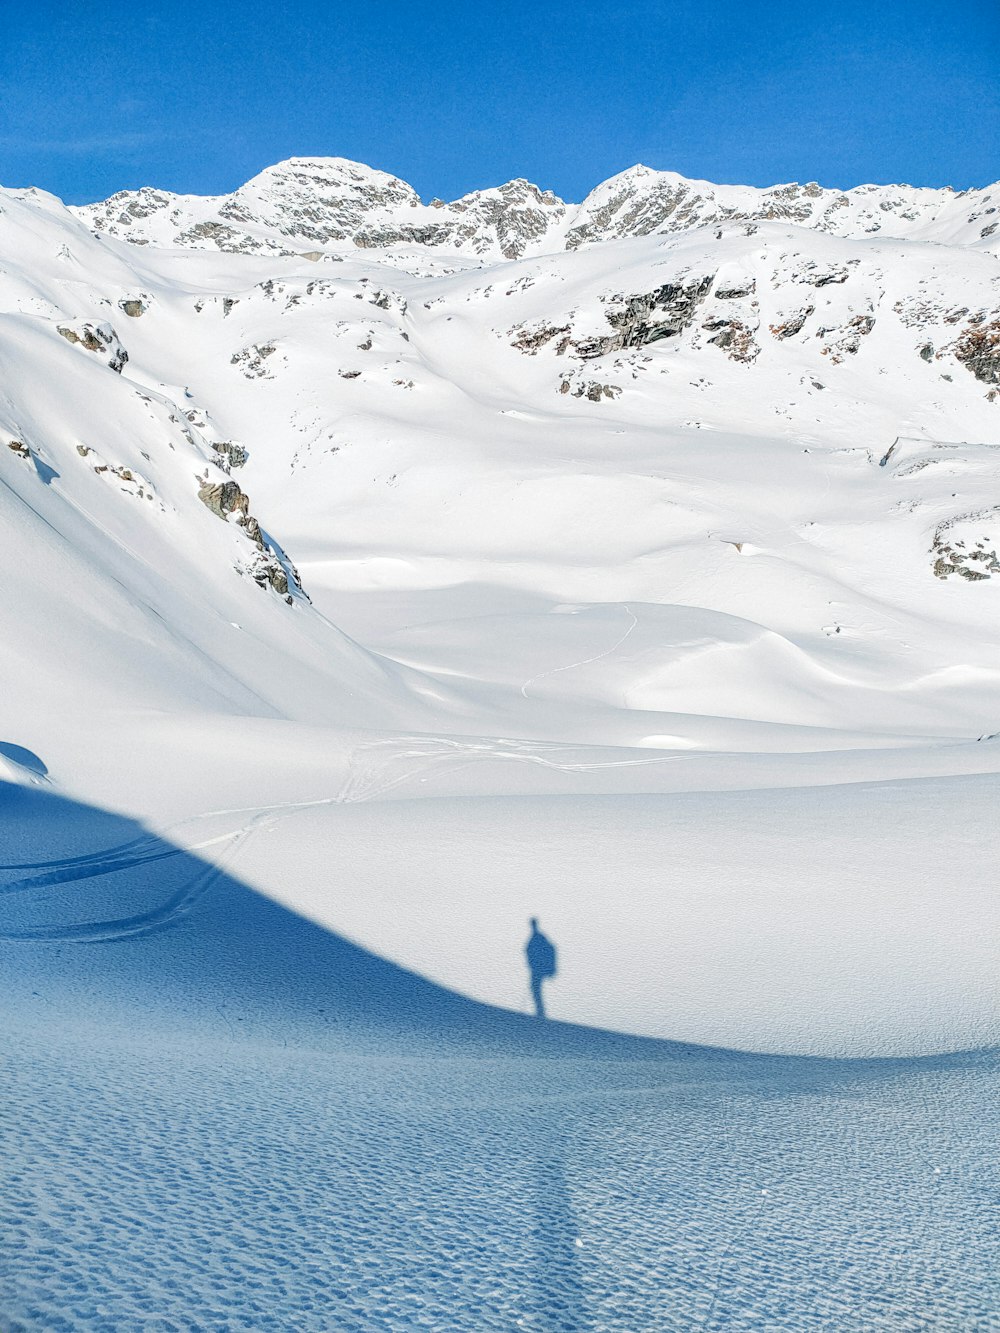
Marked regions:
[0,736,691,941]
[520,604,639,699]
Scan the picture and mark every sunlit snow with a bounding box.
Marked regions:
[2,159,998,1329]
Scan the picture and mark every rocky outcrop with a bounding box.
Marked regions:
[571,278,714,359]
[931,514,1000,580]
[558,376,621,401]
[953,318,1000,384]
[701,316,759,363]
[818,313,876,363]
[769,306,814,338]
[56,321,128,373]
[510,322,572,355]
[198,479,249,520]
[211,441,249,471]
[197,476,303,603]
[230,343,277,379]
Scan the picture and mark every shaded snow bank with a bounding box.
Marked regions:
[1,781,997,1331]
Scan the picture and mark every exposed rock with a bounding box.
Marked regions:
[769,306,814,339]
[809,268,850,287]
[74,156,1000,261]
[702,317,759,363]
[715,281,756,300]
[198,474,305,603]
[510,322,572,355]
[817,313,876,363]
[211,441,249,471]
[572,278,713,359]
[367,288,407,315]
[119,298,146,318]
[56,321,128,373]
[198,479,250,521]
[558,377,621,401]
[8,439,30,459]
[931,519,1000,580]
[953,319,1000,384]
[230,343,277,379]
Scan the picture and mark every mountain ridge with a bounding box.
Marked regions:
[69,155,1000,261]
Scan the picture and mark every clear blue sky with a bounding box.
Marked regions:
[2,0,998,204]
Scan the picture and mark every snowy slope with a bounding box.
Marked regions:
[2,160,999,1053]
[1,778,998,1330]
[4,156,1000,1331]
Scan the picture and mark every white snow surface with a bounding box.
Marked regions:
[2,160,999,1328]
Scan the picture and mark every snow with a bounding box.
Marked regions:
[2,158,999,1327]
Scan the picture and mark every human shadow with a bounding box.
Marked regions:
[3,779,997,1333]
[0,778,675,1060]
[2,777,992,1078]
[525,916,557,1020]
[529,1136,591,1331]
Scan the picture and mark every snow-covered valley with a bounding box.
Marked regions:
[2,158,998,1328]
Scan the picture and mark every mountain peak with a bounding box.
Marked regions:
[70,158,1000,260]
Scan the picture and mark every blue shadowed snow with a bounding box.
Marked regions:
[1,780,998,1331]
[0,744,48,778]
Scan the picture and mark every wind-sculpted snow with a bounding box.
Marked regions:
[6,1028,998,1332]
[1,782,998,1330]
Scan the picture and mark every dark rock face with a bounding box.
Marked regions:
[810,269,850,287]
[715,282,756,300]
[119,299,146,318]
[953,319,1000,384]
[573,277,714,359]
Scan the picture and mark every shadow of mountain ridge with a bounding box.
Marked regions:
[0,778,992,1080]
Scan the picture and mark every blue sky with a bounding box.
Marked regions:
[2,0,998,203]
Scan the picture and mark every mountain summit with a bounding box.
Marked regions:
[74,157,1000,260]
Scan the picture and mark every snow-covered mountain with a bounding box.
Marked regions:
[2,156,1000,1053]
[5,156,1000,1328]
[6,159,1000,749]
[76,156,1000,259]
